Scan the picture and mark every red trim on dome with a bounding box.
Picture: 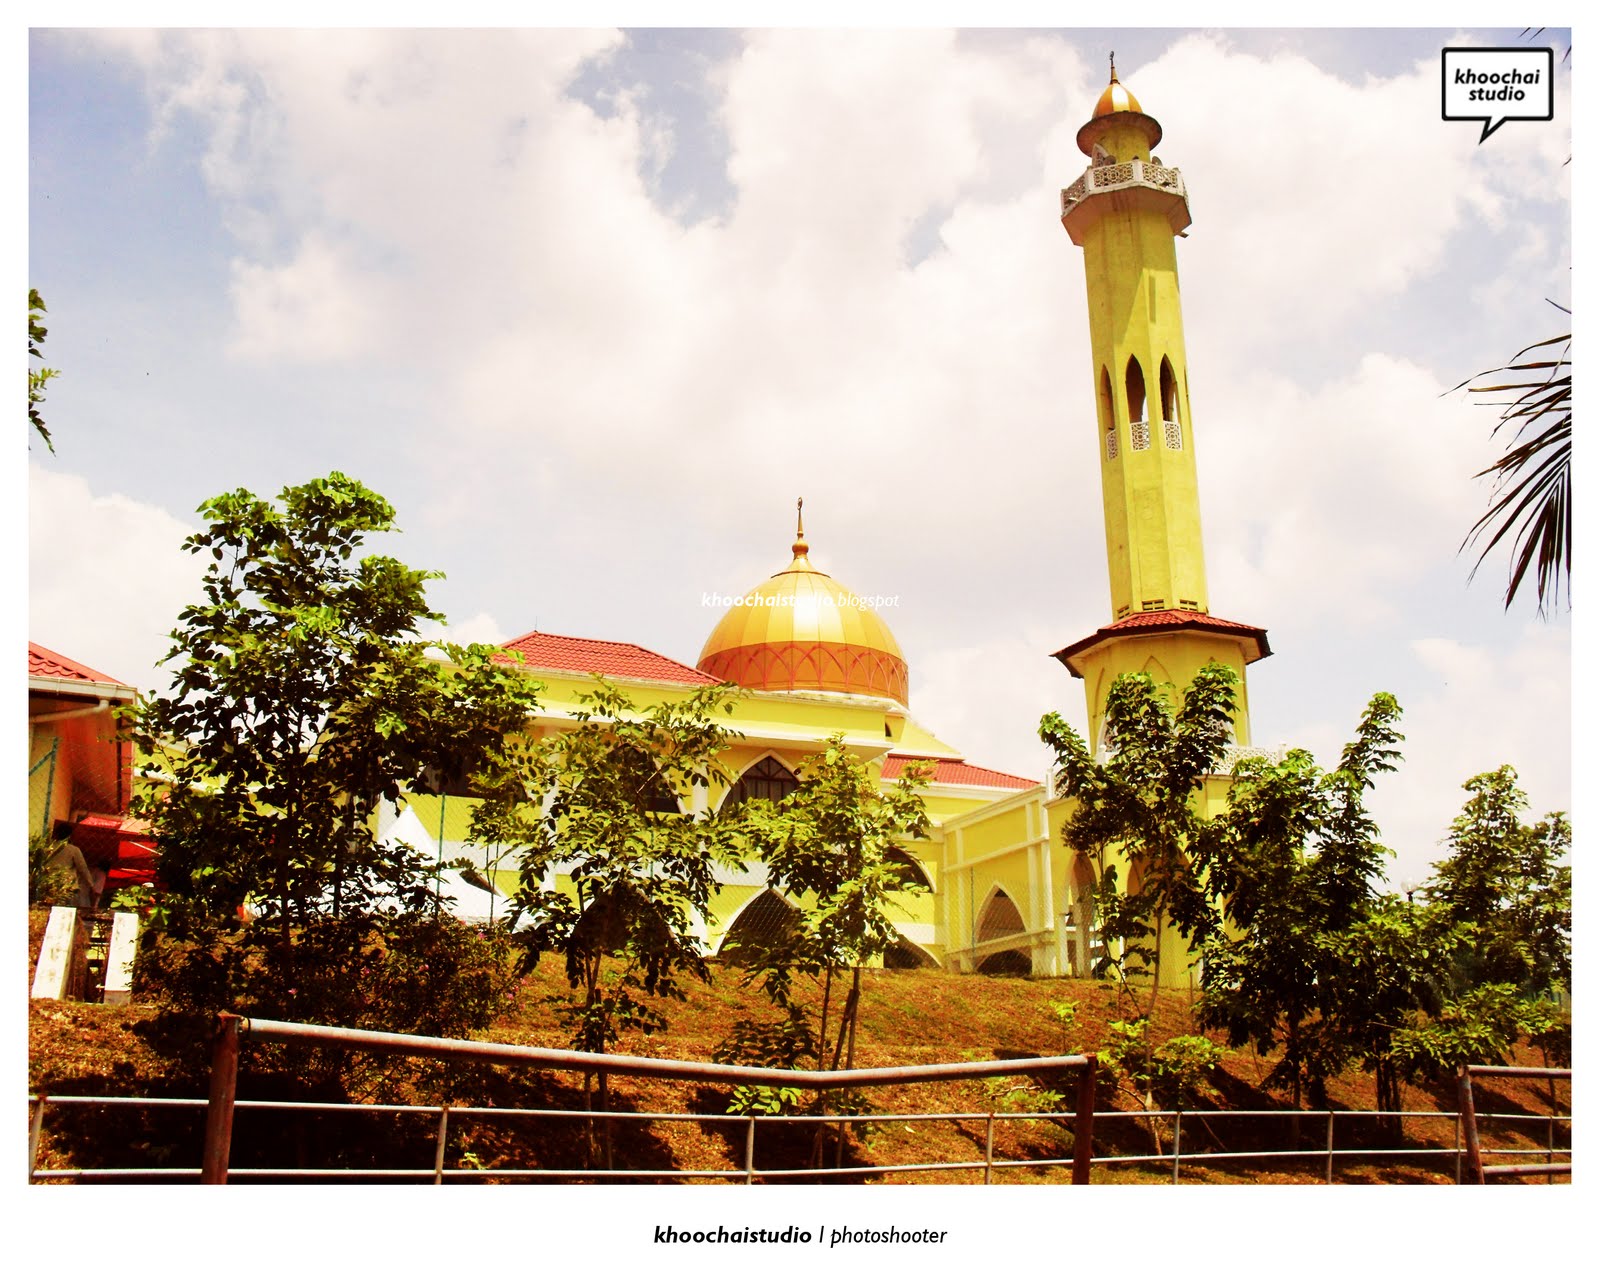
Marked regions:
[881,754,1039,791]
[699,640,909,704]
[498,631,718,687]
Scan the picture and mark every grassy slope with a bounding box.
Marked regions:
[27,910,1567,1183]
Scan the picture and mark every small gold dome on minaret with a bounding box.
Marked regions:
[1077,53,1163,157]
[1093,54,1144,117]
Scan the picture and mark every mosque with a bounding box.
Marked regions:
[383,64,1274,984]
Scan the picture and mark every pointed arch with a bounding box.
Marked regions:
[1159,357,1178,421]
[974,885,1031,975]
[888,845,934,892]
[977,885,1026,942]
[1099,366,1119,460]
[716,888,801,960]
[1160,357,1183,449]
[1141,655,1173,689]
[721,754,799,812]
[1124,355,1147,424]
[1067,856,1098,977]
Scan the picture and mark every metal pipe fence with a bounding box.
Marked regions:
[28,1093,1569,1185]
[27,1025,1568,1185]
[1458,1064,1572,1183]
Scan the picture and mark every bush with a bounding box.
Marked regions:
[132,911,521,1078]
[28,831,76,907]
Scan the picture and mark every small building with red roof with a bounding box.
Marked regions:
[28,643,157,891]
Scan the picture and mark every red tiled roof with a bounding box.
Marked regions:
[881,754,1039,791]
[497,631,718,687]
[1095,609,1265,635]
[1053,609,1271,677]
[28,641,128,687]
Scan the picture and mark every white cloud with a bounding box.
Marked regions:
[28,465,202,697]
[1204,351,1490,628]
[36,29,1569,897]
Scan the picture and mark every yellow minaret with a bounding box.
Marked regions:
[1054,59,1270,752]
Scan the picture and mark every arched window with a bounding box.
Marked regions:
[1160,357,1182,449]
[888,846,933,892]
[1125,356,1146,422]
[1099,366,1118,460]
[1125,357,1150,450]
[721,756,799,811]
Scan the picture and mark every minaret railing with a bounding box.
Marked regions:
[1061,159,1187,217]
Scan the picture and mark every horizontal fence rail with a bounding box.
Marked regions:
[28,1025,1569,1186]
[29,1096,1570,1186]
[194,1013,1097,1185]
[1459,1064,1572,1184]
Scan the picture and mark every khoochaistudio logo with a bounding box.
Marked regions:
[700,591,900,609]
[1442,46,1554,142]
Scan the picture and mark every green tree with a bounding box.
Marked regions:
[1197,694,1404,1110]
[1040,662,1238,1020]
[475,680,745,1056]
[1100,1017,1224,1153]
[133,474,541,1054]
[1389,982,1549,1081]
[1424,765,1571,997]
[717,736,931,1163]
[29,289,58,452]
[1314,894,1457,1125]
[471,680,747,1163]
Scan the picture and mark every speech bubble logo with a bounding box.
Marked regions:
[1442,47,1554,142]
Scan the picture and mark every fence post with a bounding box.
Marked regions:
[1457,1068,1484,1185]
[201,1013,242,1184]
[1325,1111,1335,1185]
[744,1115,756,1186]
[1171,1112,1181,1185]
[433,1105,451,1184]
[1072,1054,1097,1185]
[1453,1111,1461,1185]
[984,1113,994,1185]
[28,1095,48,1183]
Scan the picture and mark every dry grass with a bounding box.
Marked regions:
[26,909,1569,1184]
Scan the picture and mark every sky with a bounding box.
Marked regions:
[27,24,1572,897]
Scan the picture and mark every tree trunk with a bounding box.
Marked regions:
[834,967,863,1169]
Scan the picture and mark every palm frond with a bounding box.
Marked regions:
[1459,325,1570,614]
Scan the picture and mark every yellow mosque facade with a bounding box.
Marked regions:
[385,66,1272,986]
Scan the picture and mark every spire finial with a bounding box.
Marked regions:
[1109,51,1118,82]
[793,496,809,557]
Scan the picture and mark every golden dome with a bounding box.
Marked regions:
[1093,69,1143,118]
[698,503,909,705]
[1076,55,1163,157]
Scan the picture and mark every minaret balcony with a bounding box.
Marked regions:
[1060,159,1191,244]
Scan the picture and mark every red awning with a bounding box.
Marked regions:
[72,813,158,885]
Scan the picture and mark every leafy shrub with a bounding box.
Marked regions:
[28,831,76,906]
